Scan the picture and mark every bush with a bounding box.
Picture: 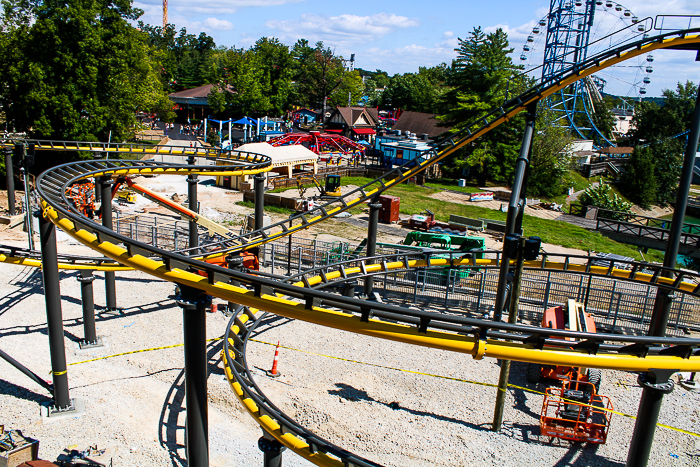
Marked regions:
[579,178,632,214]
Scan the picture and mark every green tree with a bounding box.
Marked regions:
[438,27,527,185]
[0,0,173,142]
[627,81,694,206]
[251,37,294,115]
[291,40,355,118]
[380,66,447,113]
[209,47,266,116]
[622,146,658,209]
[653,139,683,206]
[528,106,574,198]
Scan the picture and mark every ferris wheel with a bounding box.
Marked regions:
[519,0,654,146]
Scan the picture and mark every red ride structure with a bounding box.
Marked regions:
[268,131,366,158]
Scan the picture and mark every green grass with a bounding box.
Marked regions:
[236,200,294,215]
[259,171,662,261]
[424,178,482,194]
[363,182,661,261]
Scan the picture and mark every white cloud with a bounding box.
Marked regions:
[443,31,454,39]
[363,43,456,73]
[136,0,303,16]
[266,13,419,43]
[203,17,233,31]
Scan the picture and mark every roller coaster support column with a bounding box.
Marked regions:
[4,147,15,215]
[627,83,700,467]
[363,196,381,299]
[99,177,118,313]
[254,173,265,258]
[77,271,98,346]
[493,235,526,431]
[258,435,285,467]
[187,156,199,255]
[17,143,35,250]
[493,102,537,321]
[177,285,210,467]
[38,212,71,410]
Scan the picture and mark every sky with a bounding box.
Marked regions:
[132,0,700,98]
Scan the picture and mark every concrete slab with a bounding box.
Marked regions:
[40,398,86,424]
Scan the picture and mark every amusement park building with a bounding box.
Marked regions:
[325,106,379,140]
[391,111,451,139]
[215,142,318,190]
[168,84,233,122]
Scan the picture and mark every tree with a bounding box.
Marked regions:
[438,27,528,184]
[622,146,658,209]
[291,41,355,118]
[208,47,266,116]
[528,106,573,198]
[251,37,294,115]
[624,81,694,206]
[0,0,173,142]
[380,66,447,113]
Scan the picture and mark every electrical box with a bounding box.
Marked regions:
[379,195,400,223]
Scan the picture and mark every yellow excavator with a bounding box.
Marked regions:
[296,175,342,200]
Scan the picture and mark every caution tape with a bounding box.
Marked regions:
[67,336,223,367]
[249,338,700,439]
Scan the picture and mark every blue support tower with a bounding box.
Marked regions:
[541,0,615,147]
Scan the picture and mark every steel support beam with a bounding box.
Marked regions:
[258,436,285,467]
[77,270,98,345]
[99,177,117,312]
[179,288,210,467]
[38,213,71,409]
[627,83,700,467]
[187,158,199,254]
[5,147,15,215]
[253,174,265,258]
[493,102,537,321]
[493,236,526,431]
[363,197,381,298]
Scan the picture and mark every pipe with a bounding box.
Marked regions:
[493,102,537,321]
[78,270,98,345]
[180,294,209,467]
[5,147,15,215]
[0,347,53,394]
[100,177,117,311]
[363,197,381,298]
[38,213,71,409]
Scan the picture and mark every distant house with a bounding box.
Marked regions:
[611,108,635,136]
[292,108,320,125]
[325,106,379,140]
[169,84,233,122]
[373,111,451,172]
[391,111,451,140]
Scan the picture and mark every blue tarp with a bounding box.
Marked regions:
[231,117,257,125]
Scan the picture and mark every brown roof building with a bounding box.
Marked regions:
[392,111,451,139]
[325,106,379,138]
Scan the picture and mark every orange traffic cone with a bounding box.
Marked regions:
[266,341,281,378]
